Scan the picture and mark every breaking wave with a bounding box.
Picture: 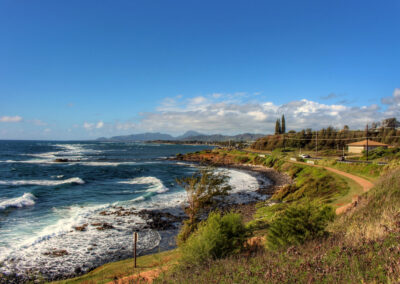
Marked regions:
[119,176,169,193]
[0,177,85,186]
[0,193,36,210]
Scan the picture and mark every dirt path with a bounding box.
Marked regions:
[290,161,374,214]
[107,266,169,284]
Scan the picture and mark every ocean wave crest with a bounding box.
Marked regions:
[119,176,168,193]
[0,193,36,210]
[0,177,85,186]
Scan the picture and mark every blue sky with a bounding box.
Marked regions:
[1,0,399,139]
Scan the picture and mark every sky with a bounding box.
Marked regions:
[0,0,399,140]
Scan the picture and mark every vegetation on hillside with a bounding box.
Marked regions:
[175,168,231,243]
[252,124,400,151]
[156,168,400,283]
[179,211,248,265]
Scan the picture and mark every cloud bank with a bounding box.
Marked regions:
[82,89,399,136]
[0,116,23,123]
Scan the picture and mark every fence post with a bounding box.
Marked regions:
[134,232,138,268]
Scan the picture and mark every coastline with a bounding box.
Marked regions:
[1,157,290,283]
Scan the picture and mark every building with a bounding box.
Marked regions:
[347,139,389,154]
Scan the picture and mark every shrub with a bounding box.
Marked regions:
[176,169,231,243]
[180,211,248,265]
[267,202,334,249]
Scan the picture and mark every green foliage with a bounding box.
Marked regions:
[251,127,400,151]
[176,168,231,243]
[267,203,335,249]
[318,159,383,180]
[361,146,400,161]
[180,211,248,266]
[234,155,250,163]
[248,202,288,230]
[272,163,347,203]
[275,119,281,135]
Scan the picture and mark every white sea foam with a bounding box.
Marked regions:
[0,177,85,186]
[223,169,270,204]
[0,203,160,277]
[0,193,36,210]
[119,176,169,193]
[81,161,137,166]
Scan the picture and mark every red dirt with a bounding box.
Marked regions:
[107,266,169,284]
[291,161,374,214]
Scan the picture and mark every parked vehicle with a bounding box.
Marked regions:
[299,154,311,158]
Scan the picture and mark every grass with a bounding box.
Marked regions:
[154,168,400,283]
[316,159,383,181]
[328,172,364,208]
[50,249,179,284]
[48,150,398,283]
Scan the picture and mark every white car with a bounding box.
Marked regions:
[299,154,311,159]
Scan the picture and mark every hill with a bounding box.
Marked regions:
[97,131,264,142]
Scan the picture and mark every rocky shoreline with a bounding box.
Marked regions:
[0,159,290,283]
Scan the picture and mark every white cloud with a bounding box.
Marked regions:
[83,121,105,130]
[83,122,94,130]
[81,88,400,136]
[129,90,399,134]
[0,115,23,123]
[96,121,104,129]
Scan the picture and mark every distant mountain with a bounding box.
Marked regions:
[175,130,204,140]
[97,132,174,141]
[97,131,265,142]
[181,133,265,142]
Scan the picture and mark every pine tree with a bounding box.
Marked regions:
[275,119,281,135]
[281,114,286,134]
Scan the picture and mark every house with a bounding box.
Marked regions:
[347,139,389,154]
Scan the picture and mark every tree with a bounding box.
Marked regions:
[382,117,399,129]
[281,114,286,134]
[275,119,281,135]
[343,125,349,131]
[176,168,231,243]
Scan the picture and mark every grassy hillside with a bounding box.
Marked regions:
[155,168,400,283]
[47,150,396,284]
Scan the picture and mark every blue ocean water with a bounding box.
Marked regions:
[0,141,264,278]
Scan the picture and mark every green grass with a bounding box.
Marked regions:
[316,159,383,181]
[155,168,400,283]
[328,172,364,208]
[50,249,179,284]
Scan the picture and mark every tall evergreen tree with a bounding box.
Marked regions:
[281,114,286,134]
[275,119,281,135]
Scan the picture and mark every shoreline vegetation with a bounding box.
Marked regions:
[3,146,399,283]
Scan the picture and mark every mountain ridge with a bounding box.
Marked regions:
[97,131,264,142]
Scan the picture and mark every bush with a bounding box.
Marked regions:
[267,202,334,249]
[180,211,248,265]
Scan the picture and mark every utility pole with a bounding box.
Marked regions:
[283,134,285,151]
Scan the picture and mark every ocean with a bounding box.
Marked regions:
[0,141,268,279]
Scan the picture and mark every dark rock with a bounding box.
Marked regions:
[74,224,88,231]
[95,223,114,230]
[43,249,69,257]
[54,158,70,163]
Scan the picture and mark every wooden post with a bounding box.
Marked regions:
[134,232,138,268]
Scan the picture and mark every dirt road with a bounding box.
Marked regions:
[290,161,374,214]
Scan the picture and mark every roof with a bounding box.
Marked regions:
[347,140,388,147]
